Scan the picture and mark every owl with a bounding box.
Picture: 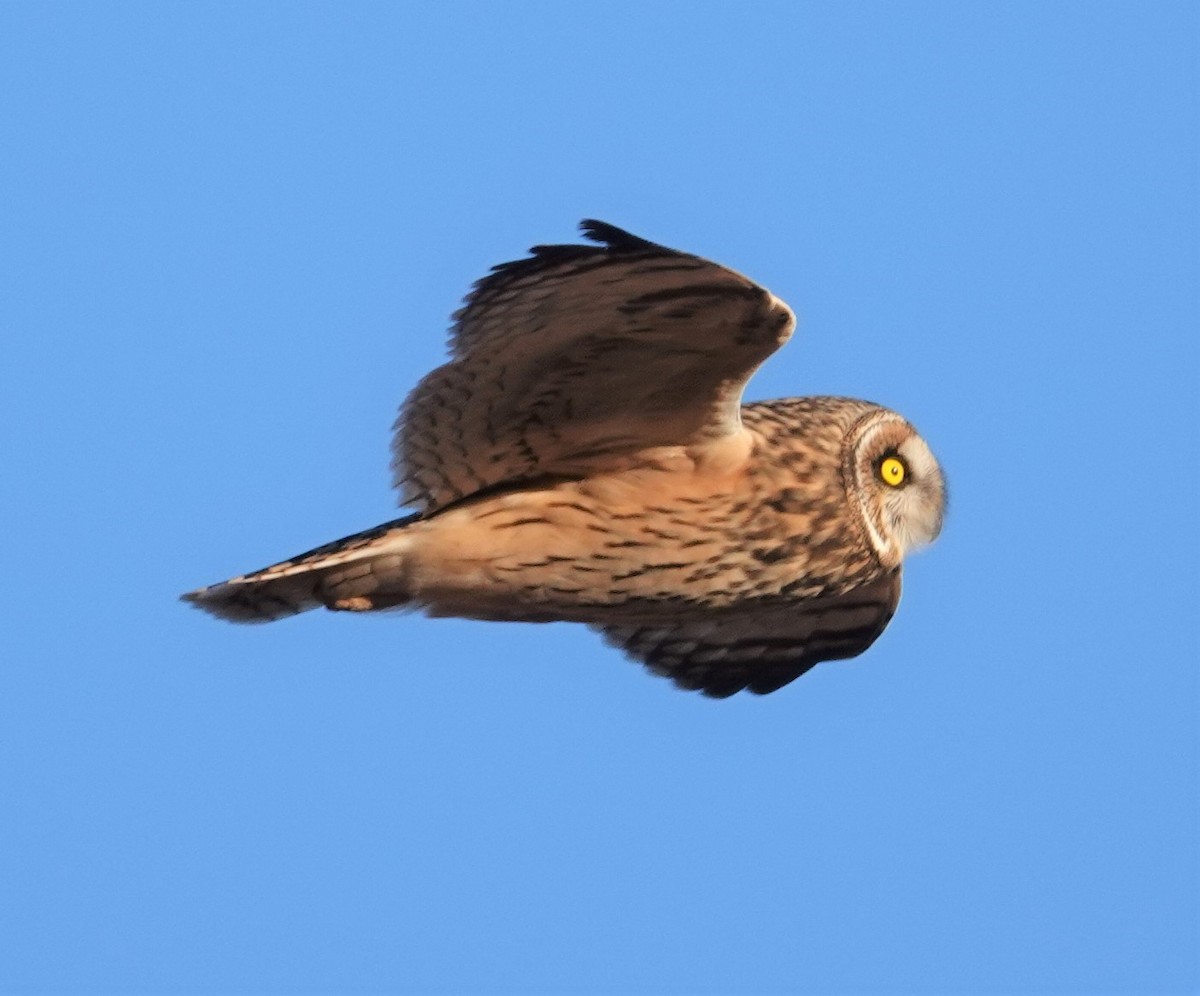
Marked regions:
[183,221,946,697]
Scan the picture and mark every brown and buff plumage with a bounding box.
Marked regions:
[183,221,945,696]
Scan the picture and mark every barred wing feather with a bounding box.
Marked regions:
[598,573,902,697]
[392,220,795,512]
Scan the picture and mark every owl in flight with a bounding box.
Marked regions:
[184,221,945,697]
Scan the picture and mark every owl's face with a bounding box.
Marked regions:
[845,409,945,567]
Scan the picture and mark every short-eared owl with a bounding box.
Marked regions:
[184,221,945,697]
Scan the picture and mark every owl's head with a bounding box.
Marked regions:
[845,408,946,567]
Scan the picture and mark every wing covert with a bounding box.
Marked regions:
[392,220,795,511]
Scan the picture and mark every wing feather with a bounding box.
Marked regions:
[392,220,795,511]
[597,573,902,697]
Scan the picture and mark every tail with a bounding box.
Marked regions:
[181,513,421,623]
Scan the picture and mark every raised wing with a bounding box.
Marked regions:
[597,572,901,697]
[393,220,795,511]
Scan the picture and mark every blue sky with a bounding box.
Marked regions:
[1,2,1196,993]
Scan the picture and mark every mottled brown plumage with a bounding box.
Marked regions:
[183,221,945,696]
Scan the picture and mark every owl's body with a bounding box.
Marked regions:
[185,222,945,696]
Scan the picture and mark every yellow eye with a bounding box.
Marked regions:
[879,456,906,487]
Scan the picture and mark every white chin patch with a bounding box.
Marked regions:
[890,496,939,556]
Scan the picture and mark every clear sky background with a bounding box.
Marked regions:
[1,3,1196,994]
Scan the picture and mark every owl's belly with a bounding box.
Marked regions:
[399,453,867,624]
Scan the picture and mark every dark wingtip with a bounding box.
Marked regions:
[178,581,296,623]
[454,220,677,349]
[578,219,664,253]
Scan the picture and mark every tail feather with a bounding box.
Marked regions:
[181,514,420,623]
